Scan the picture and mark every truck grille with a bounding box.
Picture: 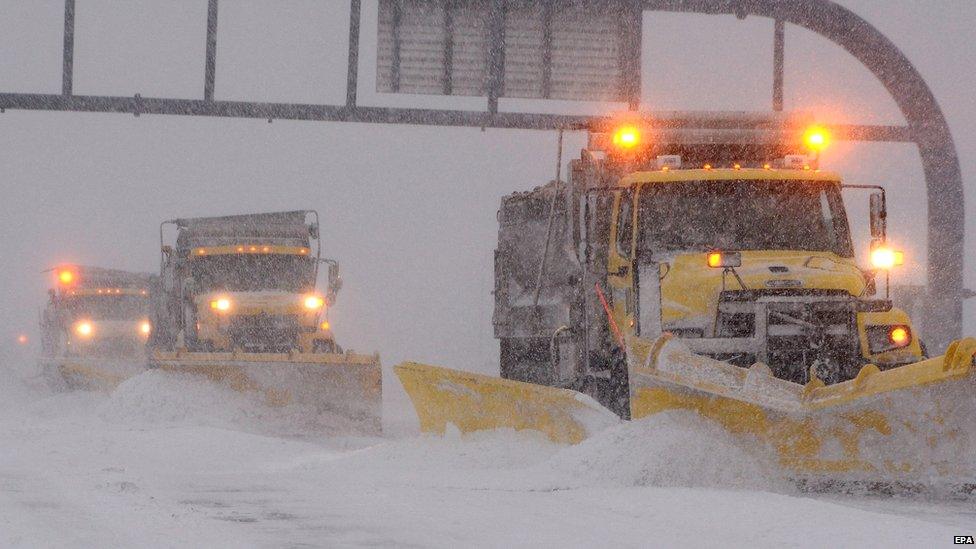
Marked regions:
[715,290,860,384]
[228,313,301,352]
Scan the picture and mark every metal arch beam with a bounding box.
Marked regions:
[0,92,911,140]
[62,0,75,96]
[0,0,962,349]
[642,0,965,350]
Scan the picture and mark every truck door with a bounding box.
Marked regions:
[607,190,636,335]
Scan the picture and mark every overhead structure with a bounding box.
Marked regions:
[0,0,964,351]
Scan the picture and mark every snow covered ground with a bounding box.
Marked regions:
[0,355,972,548]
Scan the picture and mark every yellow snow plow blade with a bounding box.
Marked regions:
[41,357,146,391]
[152,350,382,434]
[628,334,976,489]
[395,362,618,444]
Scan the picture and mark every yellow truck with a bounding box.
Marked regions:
[149,211,381,433]
[39,265,154,389]
[397,114,975,492]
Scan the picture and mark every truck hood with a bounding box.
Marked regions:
[660,250,867,327]
[194,291,320,316]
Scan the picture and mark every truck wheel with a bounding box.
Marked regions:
[580,376,609,406]
[607,348,631,420]
[579,353,631,420]
[499,338,552,385]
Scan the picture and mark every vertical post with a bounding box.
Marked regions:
[772,18,785,111]
[391,0,403,93]
[346,0,362,107]
[204,0,219,101]
[618,0,642,110]
[540,2,553,99]
[486,0,506,115]
[443,1,454,95]
[62,0,75,96]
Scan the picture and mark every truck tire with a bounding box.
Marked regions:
[499,338,554,385]
[577,348,630,419]
[580,376,611,406]
[607,347,631,420]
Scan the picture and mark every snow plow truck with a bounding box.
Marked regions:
[39,265,153,390]
[149,211,381,433]
[397,113,975,493]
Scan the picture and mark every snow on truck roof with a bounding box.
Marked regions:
[170,210,312,229]
[169,210,318,251]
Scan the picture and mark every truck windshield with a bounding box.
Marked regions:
[637,180,854,256]
[66,295,149,320]
[190,254,315,293]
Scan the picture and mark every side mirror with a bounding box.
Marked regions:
[327,262,342,304]
[161,245,173,257]
[309,223,320,240]
[869,192,886,240]
[862,271,877,297]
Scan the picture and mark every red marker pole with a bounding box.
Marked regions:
[594,283,625,348]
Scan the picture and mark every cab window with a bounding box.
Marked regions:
[616,190,634,259]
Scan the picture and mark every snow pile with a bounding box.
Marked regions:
[529,410,786,491]
[100,370,377,440]
[570,391,623,437]
[297,411,784,495]
[100,370,257,425]
[0,356,100,419]
[1,355,970,547]
[0,358,32,413]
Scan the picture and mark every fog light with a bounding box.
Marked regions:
[866,325,912,354]
[707,251,742,269]
[210,298,232,312]
[889,326,910,346]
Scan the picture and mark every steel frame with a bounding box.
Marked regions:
[0,0,964,350]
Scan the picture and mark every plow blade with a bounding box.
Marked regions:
[152,350,382,434]
[395,362,618,444]
[628,334,976,492]
[41,356,147,391]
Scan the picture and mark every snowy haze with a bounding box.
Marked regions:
[2,0,975,374]
[1,2,975,546]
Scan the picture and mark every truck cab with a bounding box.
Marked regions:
[607,168,922,385]
[493,115,924,415]
[153,211,342,354]
[40,265,153,360]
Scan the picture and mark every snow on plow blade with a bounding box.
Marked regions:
[628,334,976,492]
[41,357,147,391]
[152,351,382,434]
[395,362,619,444]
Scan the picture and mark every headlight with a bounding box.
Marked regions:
[210,297,232,312]
[304,295,325,310]
[869,247,904,270]
[139,321,152,335]
[75,321,93,338]
[866,325,912,354]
